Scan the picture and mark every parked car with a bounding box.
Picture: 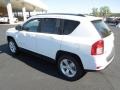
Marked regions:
[106,17,120,25]
[106,17,116,24]
[0,16,8,23]
[6,13,115,81]
[116,23,120,28]
[115,18,120,25]
[0,16,18,23]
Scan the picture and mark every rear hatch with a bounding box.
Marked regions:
[92,20,114,60]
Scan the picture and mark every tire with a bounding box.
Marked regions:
[58,55,85,81]
[8,39,19,55]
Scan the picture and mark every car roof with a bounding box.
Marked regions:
[29,13,102,22]
[37,13,86,17]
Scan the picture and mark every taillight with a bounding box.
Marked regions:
[91,40,104,55]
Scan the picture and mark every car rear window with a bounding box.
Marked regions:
[92,20,111,38]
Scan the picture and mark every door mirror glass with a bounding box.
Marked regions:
[15,25,22,31]
[22,26,30,31]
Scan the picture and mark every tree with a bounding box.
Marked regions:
[92,8,99,16]
[99,6,111,17]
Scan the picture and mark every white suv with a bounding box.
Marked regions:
[6,13,115,81]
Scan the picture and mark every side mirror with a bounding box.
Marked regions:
[15,25,22,31]
[22,27,29,31]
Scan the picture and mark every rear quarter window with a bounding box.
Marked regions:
[62,20,80,35]
[92,20,111,38]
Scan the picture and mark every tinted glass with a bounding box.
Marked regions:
[23,19,40,32]
[92,20,111,38]
[63,20,80,35]
[41,18,58,34]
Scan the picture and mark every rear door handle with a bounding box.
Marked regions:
[30,34,36,37]
[50,37,55,39]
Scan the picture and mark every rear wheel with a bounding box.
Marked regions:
[8,39,19,55]
[58,55,84,81]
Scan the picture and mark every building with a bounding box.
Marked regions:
[0,0,47,24]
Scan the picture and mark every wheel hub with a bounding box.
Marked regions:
[9,41,16,53]
[60,59,77,77]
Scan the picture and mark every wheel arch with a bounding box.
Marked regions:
[7,36,15,42]
[56,50,84,69]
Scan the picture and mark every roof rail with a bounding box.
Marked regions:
[37,13,85,17]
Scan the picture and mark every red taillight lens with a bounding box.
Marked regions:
[91,40,104,55]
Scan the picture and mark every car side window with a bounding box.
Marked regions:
[40,18,60,34]
[62,20,80,35]
[22,19,40,32]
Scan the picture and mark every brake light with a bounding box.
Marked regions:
[91,40,104,55]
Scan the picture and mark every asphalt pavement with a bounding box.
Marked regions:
[0,24,120,90]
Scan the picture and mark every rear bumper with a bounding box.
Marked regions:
[95,55,114,70]
[92,47,115,70]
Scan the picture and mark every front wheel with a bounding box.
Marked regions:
[8,39,19,55]
[58,55,85,81]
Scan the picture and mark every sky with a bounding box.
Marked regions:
[41,0,120,14]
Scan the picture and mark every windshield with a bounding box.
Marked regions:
[92,20,111,38]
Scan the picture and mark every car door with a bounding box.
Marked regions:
[36,18,63,59]
[16,19,40,52]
